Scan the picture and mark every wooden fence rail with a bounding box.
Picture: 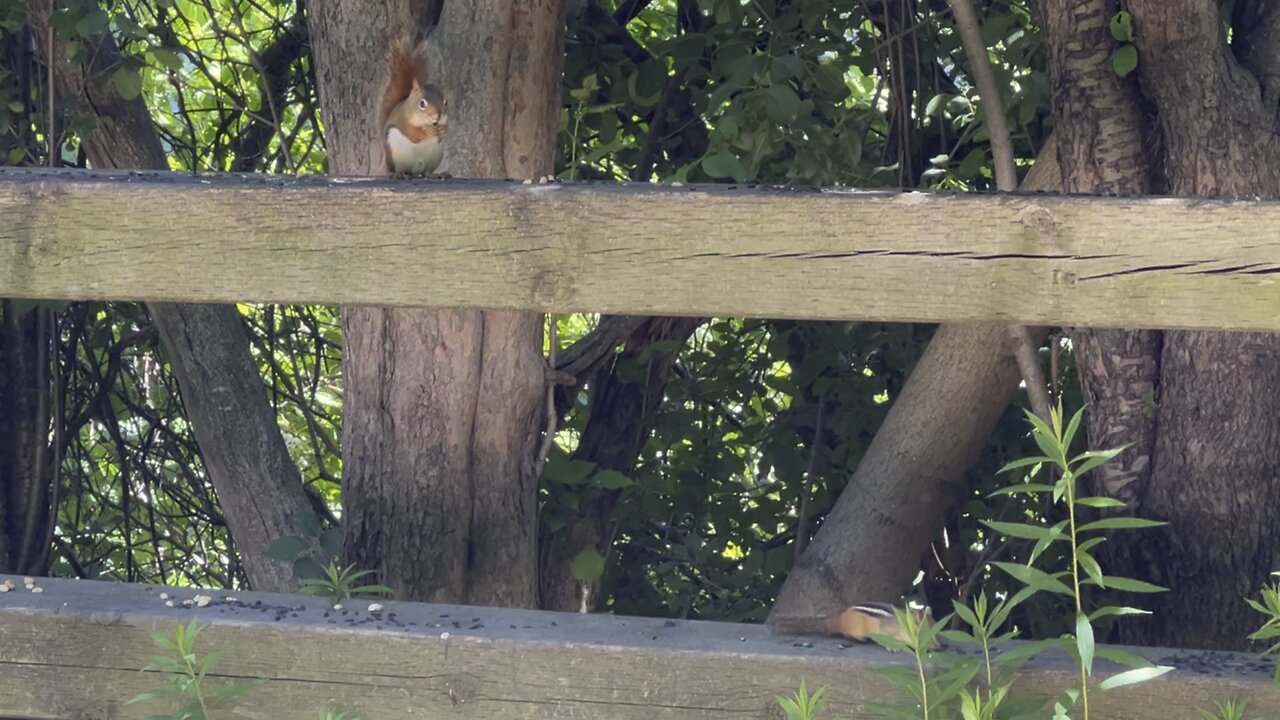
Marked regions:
[5,167,1280,717]
[0,575,1276,719]
[4,167,1280,330]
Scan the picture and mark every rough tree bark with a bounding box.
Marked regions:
[309,0,564,606]
[28,1,317,592]
[769,133,1061,624]
[1100,0,1280,650]
[1036,0,1165,645]
[0,304,53,575]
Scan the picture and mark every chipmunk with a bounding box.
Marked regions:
[378,34,448,177]
[771,602,942,651]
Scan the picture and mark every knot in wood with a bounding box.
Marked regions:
[1017,205,1064,249]
[529,269,567,308]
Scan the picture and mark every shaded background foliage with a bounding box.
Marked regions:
[2,0,1085,635]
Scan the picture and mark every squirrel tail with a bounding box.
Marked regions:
[378,34,427,128]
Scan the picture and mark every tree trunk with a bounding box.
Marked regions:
[29,2,317,591]
[769,133,1061,624]
[1041,0,1280,650]
[1124,2,1280,650]
[0,303,53,575]
[1036,0,1162,645]
[310,0,563,606]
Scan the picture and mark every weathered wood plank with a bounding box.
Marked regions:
[3,167,1280,330]
[0,575,1275,719]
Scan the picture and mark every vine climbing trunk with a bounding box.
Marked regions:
[310,0,564,606]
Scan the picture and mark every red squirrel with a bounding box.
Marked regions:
[378,35,448,177]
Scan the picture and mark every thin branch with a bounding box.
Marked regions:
[947,0,1053,422]
[533,315,561,483]
[947,0,1016,189]
[794,397,824,564]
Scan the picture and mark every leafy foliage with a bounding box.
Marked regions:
[781,407,1174,720]
[127,619,262,719]
[297,561,394,606]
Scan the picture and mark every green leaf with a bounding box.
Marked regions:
[1028,523,1067,565]
[989,591,1028,633]
[924,93,953,117]
[931,660,981,707]
[1098,665,1173,690]
[1075,535,1105,550]
[993,561,1074,596]
[765,83,802,123]
[1109,11,1134,42]
[1089,605,1151,622]
[701,150,746,182]
[983,519,1060,542]
[114,13,148,39]
[1076,612,1095,675]
[1085,575,1168,593]
[1113,45,1139,78]
[1076,516,1166,533]
[293,556,327,581]
[940,628,977,645]
[592,469,634,490]
[1071,445,1129,477]
[543,456,597,485]
[126,688,181,704]
[1062,406,1084,450]
[150,47,184,71]
[996,455,1052,475]
[198,648,227,673]
[296,510,322,538]
[990,637,1058,669]
[1023,407,1057,446]
[75,8,109,36]
[989,482,1056,497]
[841,129,863,165]
[320,527,345,559]
[267,535,309,562]
[112,68,143,101]
[1031,424,1066,469]
[1078,550,1105,587]
[569,547,606,582]
[951,601,982,632]
[873,664,925,695]
[1074,496,1125,509]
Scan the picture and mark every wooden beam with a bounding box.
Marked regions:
[0,575,1275,718]
[3,167,1280,330]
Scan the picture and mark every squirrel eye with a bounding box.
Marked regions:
[418,98,429,110]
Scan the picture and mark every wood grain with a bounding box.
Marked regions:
[4,167,1280,330]
[0,575,1275,719]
